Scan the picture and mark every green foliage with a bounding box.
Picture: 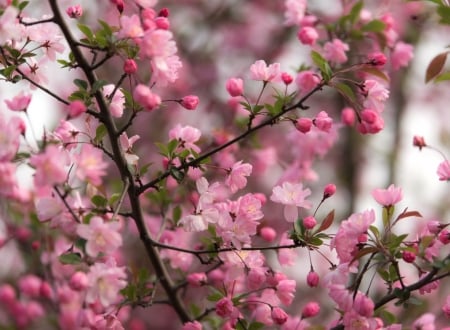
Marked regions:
[59,252,82,265]
[311,50,333,82]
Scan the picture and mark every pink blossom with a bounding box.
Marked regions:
[77,216,122,257]
[133,84,161,111]
[357,109,384,134]
[260,226,277,242]
[353,292,374,317]
[225,160,252,193]
[66,5,82,18]
[437,160,450,181]
[391,42,414,70]
[118,14,144,39]
[123,59,138,74]
[372,184,403,207]
[226,78,244,97]
[69,271,89,291]
[412,313,435,330]
[402,250,416,263]
[30,145,69,189]
[35,195,63,222]
[75,144,108,186]
[19,275,42,298]
[276,279,296,305]
[85,258,127,307]
[249,60,280,82]
[180,95,199,110]
[68,100,86,118]
[367,52,387,67]
[169,124,202,153]
[187,272,207,287]
[270,181,312,222]
[216,297,235,318]
[341,107,356,126]
[323,183,336,198]
[295,70,320,95]
[323,39,349,64]
[5,91,32,111]
[295,118,312,133]
[103,84,125,118]
[0,162,18,198]
[362,79,389,112]
[281,72,293,85]
[302,302,320,318]
[443,295,450,318]
[313,111,333,132]
[297,26,318,45]
[0,284,16,304]
[413,135,427,150]
[272,307,288,325]
[303,216,316,229]
[182,321,203,330]
[306,271,319,287]
[53,120,79,149]
[284,0,306,26]
[0,6,21,44]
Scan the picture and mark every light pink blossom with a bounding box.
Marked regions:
[30,145,69,189]
[295,70,320,95]
[323,39,349,64]
[391,42,414,70]
[297,26,318,45]
[372,184,403,207]
[103,84,125,118]
[5,91,32,111]
[270,181,312,222]
[284,0,306,26]
[169,124,202,153]
[357,109,384,134]
[412,313,435,330]
[437,160,450,181]
[77,216,122,257]
[313,111,333,132]
[118,14,144,39]
[362,79,389,112]
[226,78,244,97]
[225,160,252,193]
[75,144,108,186]
[133,84,161,111]
[249,60,280,82]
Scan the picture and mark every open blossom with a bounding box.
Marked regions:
[323,38,349,64]
[391,41,414,70]
[103,84,125,118]
[284,0,306,26]
[77,216,122,257]
[437,160,450,181]
[0,6,22,44]
[133,84,161,111]
[362,79,389,112]
[5,91,32,111]
[85,258,127,308]
[75,144,108,186]
[30,145,69,189]
[169,124,202,153]
[270,181,312,222]
[118,14,144,39]
[372,184,403,207]
[225,161,252,193]
[249,60,280,82]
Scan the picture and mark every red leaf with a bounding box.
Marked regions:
[317,210,334,233]
[426,52,449,83]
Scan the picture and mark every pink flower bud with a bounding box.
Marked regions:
[226,78,244,97]
[187,272,207,287]
[323,183,336,198]
[302,301,320,318]
[271,307,288,325]
[155,16,170,30]
[180,95,199,110]
[341,107,356,126]
[358,233,368,244]
[281,72,293,85]
[123,59,138,74]
[413,135,426,150]
[158,8,169,17]
[427,220,441,234]
[0,284,16,304]
[313,111,333,132]
[260,226,277,242]
[39,281,53,299]
[306,271,319,287]
[297,26,319,45]
[133,84,161,111]
[112,0,124,13]
[367,52,387,66]
[303,216,316,229]
[68,100,87,118]
[66,5,82,18]
[402,251,416,263]
[19,275,42,298]
[295,117,312,133]
[69,271,88,291]
[216,297,234,317]
[439,229,450,244]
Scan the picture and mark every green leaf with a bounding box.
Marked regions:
[207,292,223,302]
[252,104,264,114]
[18,1,29,11]
[348,1,363,24]
[361,20,386,33]
[425,52,448,83]
[311,50,332,81]
[95,124,107,143]
[59,252,82,265]
[434,71,450,82]
[248,322,265,330]
[172,205,182,225]
[91,194,107,207]
[437,5,450,25]
[92,80,108,94]
[74,78,88,90]
[334,82,356,103]
[78,23,95,41]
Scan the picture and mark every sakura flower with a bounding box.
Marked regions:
[313,111,332,132]
[103,84,125,118]
[276,279,296,305]
[270,181,312,222]
[411,313,435,330]
[5,91,32,111]
[169,124,202,153]
[118,14,144,39]
[30,145,69,189]
[249,60,280,82]
[357,109,384,134]
[372,184,403,207]
[226,78,244,97]
[323,39,349,64]
[437,160,450,181]
[297,26,318,45]
[120,132,140,166]
[362,79,389,112]
[0,6,22,44]
[284,0,306,26]
[67,100,86,118]
[77,216,122,257]
[53,120,79,149]
[133,84,161,111]
[225,161,252,193]
[66,5,83,19]
[295,70,320,95]
[391,41,414,70]
[85,258,127,307]
[75,144,108,186]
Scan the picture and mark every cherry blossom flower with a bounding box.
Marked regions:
[284,0,306,26]
[133,84,161,111]
[276,279,296,305]
[85,258,127,307]
[75,144,108,186]
[67,100,86,118]
[4,91,32,111]
[295,118,312,133]
[372,184,403,207]
[103,84,125,118]
[323,39,349,64]
[30,145,69,190]
[437,160,450,181]
[118,14,144,39]
[302,302,320,318]
[182,321,203,330]
[225,161,252,193]
[77,216,122,257]
[169,124,202,153]
[313,111,333,132]
[297,26,318,45]
[270,181,312,222]
[249,60,280,82]
[120,132,140,166]
[362,79,389,112]
[391,41,414,70]
[357,109,384,134]
[0,6,22,44]
[271,307,288,325]
[411,313,435,330]
[295,70,320,95]
[226,78,244,97]
[53,120,79,149]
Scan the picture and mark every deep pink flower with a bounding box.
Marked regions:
[303,216,316,229]
[341,107,356,126]
[367,52,387,67]
[187,272,207,287]
[69,271,89,291]
[297,26,318,45]
[306,271,319,287]
[281,72,293,85]
[413,135,426,150]
[271,307,288,325]
[216,297,235,318]
[270,181,312,222]
[295,117,312,133]
[260,226,276,242]
[68,100,86,118]
[437,160,450,181]
[276,279,296,305]
[357,109,384,134]
[66,5,82,18]
[302,302,320,318]
[295,70,320,95]
[182,321,203,330]
[75,144,108,186]
[77,216,122,257]
[249,60,280,82]
[123,59,138,74]
[372,184,403,207]
[180,95,199,110]
[402,251,416,263]
[225,160,252,193]
[323,183,336,198]
[226,78,244,96]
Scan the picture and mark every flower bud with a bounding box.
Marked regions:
[341,107,355,126]
[271,307,288,325]
[367,52,387,66]
[123,59,137,74]
[66,5,83,18]
[413,135,426,150]
[260,226,277,242]
[187,273,207,287]
[297,26,319,45]
[303,216,316,229]
[281,72,293,85]
[68,100,87,118]
[323,183,336,198]
[158,8,169,17]
[306,271,319,287]
[226,78,244,97]
[69,271,89,291]
[402,250,416,263]
[295,118,312,133]
[302,301,320,318]
[180,95,199,110]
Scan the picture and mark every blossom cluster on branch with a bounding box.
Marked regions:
[0,0,449,329]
